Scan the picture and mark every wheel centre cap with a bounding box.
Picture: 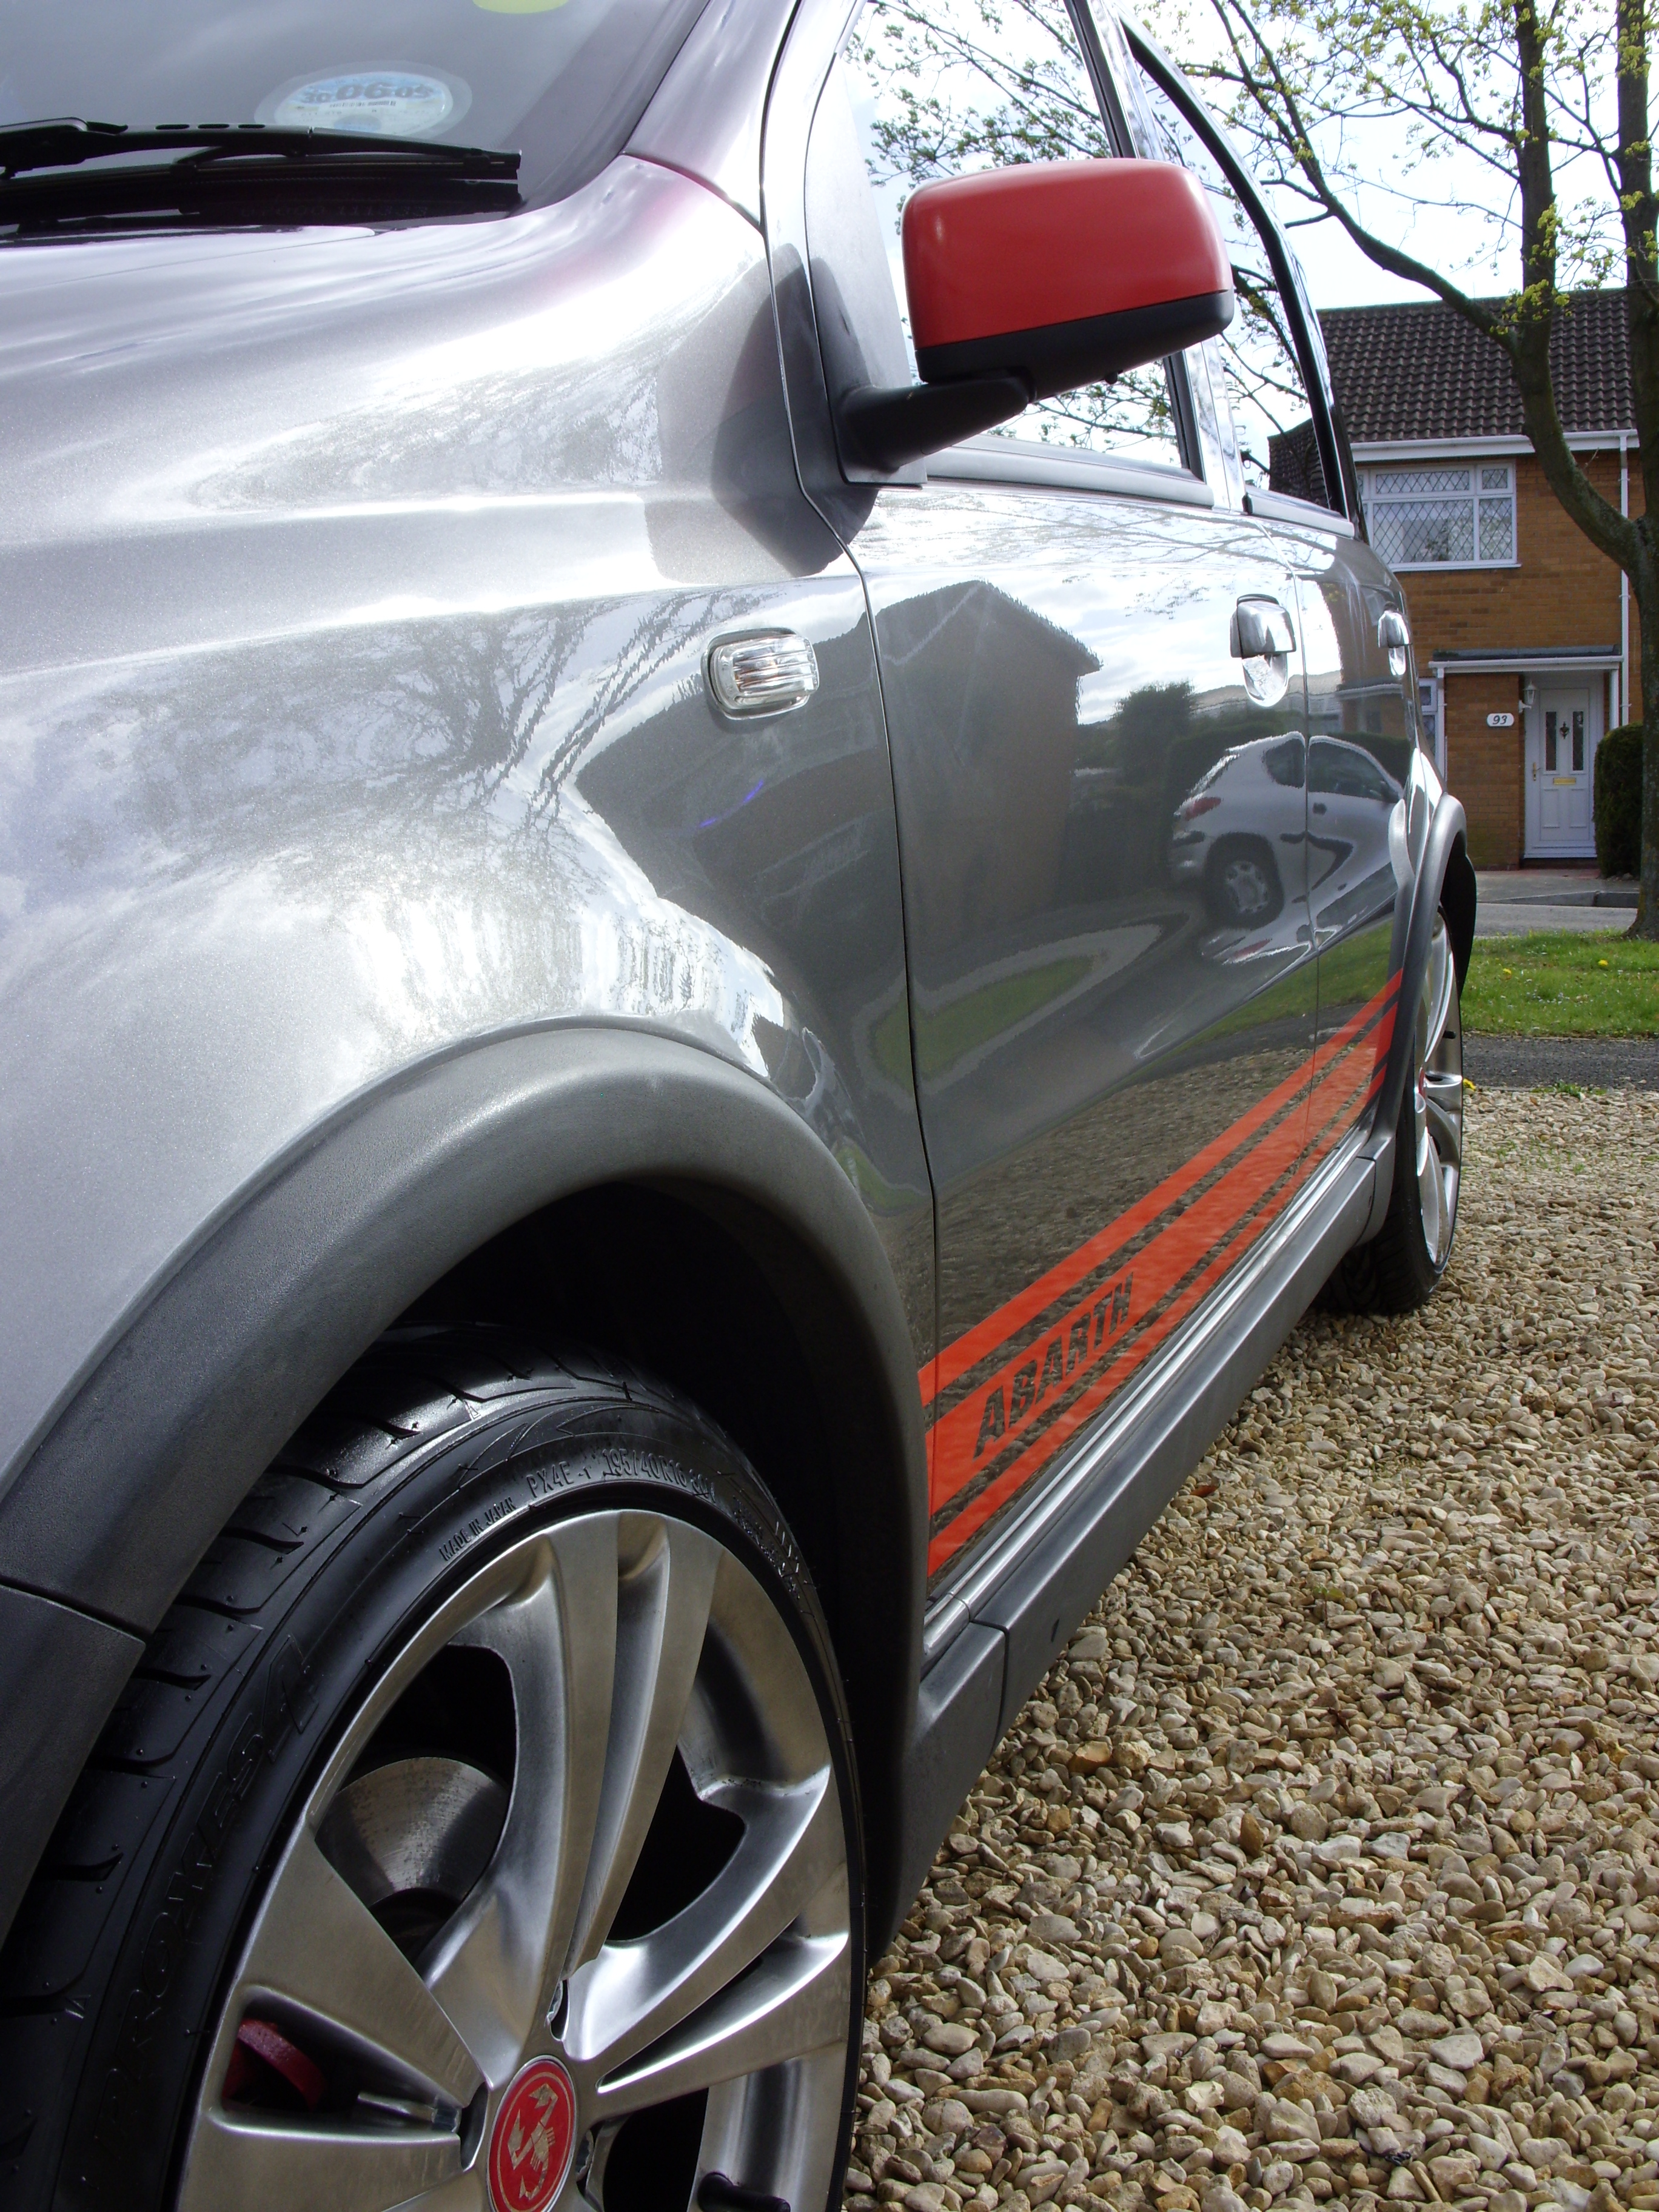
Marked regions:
[488,2056,579,2212]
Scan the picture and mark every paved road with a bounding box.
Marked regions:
[1464,1033,1659,1089]
[1475,868,1638,938]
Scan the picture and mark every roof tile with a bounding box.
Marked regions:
[1320,290,1632,443]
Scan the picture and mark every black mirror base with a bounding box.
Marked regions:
[836,372,1031,475]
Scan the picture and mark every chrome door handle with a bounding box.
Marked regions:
[706,631,819,717]
[1230,598,1295,660]
[1230,598,1295,706]
[1378,607,1409,677]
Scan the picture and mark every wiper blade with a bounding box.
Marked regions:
[0,117,519,183]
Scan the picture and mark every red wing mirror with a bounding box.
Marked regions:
[838,158,1233,475]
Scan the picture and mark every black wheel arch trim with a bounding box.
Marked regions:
[1359,796,1475,1240]
[0,1022,929,1949]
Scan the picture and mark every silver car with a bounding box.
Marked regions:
[1169,731,1403,928]
[0,2,1473,2207]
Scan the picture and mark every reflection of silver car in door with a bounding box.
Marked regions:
[1307,734,1404,900]
[1167,732,1305,923]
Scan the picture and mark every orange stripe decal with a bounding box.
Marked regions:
[917,976,1399,1575]
[920,979,1396,1410]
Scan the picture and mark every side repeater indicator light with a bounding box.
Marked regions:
[706,632,819,717]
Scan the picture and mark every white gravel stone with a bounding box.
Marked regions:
[848,1090,1659,2212]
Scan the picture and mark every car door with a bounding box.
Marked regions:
[792,5,1319,1594]
[1298,569,1419,1086]
[1118,22,1414,1158]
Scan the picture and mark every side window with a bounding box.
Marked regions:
[842,0,1186,467]
[1310,739,1400,802]
[1131,66,1339,511]
[1264,735,1306,788]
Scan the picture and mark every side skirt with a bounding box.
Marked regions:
[893,1127,1376,1909]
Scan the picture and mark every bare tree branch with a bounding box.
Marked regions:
[1159,0,1658,925]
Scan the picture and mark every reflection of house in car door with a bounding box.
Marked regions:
[1313,290,1640,868]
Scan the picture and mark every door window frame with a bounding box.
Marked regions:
[771,0,1224,509]
[1114,18,1360,531]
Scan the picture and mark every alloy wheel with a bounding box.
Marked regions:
[175,1509,853,2212]
[1412,910,1463,1267]
[1219,854,1273,918]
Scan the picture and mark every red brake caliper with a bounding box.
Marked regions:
[222,2017,327,2109]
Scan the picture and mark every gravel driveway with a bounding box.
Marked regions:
[850,1088,1659,2212]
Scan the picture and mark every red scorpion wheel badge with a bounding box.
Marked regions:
[487,2057,579,2212]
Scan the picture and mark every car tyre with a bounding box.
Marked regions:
[0,1327,863,2212]
[1202,837,1284,926]
[1326,906,1464,1314]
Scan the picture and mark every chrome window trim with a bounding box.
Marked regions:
[927,435,1215,506]
[1244,483,1356,536]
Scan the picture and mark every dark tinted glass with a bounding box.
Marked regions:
[1131,62,1338,511]
[0,0,709,206]
[1264,736,1305,788]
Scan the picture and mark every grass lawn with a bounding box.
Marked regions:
[1463,929,1659,1036]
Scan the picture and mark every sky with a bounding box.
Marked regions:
[1267,199,1508,312]
[1142,4,1623,316]
[1227,131,1522,312]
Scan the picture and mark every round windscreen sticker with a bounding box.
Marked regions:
[258,68,471,138]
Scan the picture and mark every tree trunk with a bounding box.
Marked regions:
[1637,560,1659,939]
[1641,688,1659,942]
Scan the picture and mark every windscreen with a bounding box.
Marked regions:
[0,0,711,207]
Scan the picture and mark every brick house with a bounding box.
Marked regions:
[1318,291,1639,868]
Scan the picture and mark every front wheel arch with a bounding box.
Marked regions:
[0,1027,928,1956]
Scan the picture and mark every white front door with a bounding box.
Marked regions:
[1525,684,1599,857]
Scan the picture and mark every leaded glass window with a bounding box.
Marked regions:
[1362,461,1516,568]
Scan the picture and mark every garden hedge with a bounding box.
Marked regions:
[1595,722,1643,877]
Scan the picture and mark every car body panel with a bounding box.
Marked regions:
[0,155,934,1514]
[848,474,1320,1586]
[895,1098,1380,1912]
[0,0,1470,1968]
[1271,513,1430,1152]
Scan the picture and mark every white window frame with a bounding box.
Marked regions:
[1360,458,1518,572]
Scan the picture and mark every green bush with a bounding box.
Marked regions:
[1595,721,1643,877]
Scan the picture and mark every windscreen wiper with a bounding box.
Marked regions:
[0,118,519,182]
[0,117,521,228]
